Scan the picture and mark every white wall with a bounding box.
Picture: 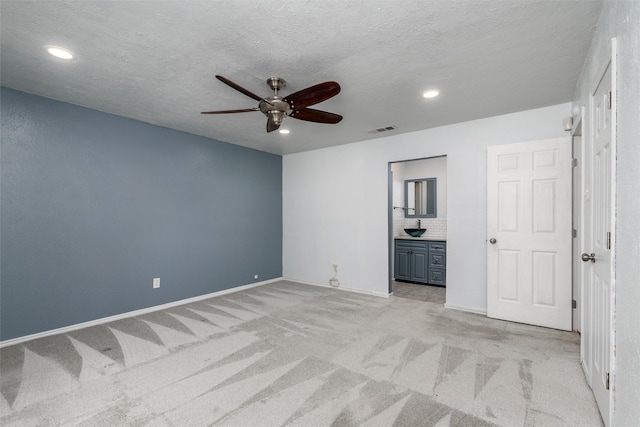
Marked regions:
[572,2,640,424]
[283,103,569,310]
[393,156,448,218]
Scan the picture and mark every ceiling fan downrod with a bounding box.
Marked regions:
[266,77,286,96]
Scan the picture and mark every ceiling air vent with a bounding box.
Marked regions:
[367,125,397,134]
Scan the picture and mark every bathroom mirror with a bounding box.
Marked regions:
[405,178,437,218]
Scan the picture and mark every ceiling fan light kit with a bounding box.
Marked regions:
[202,75,343,133]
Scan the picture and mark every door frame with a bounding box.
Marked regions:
[571,113,583,333]
[388,156,448,295]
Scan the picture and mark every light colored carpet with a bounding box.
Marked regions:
[0,280,602,426]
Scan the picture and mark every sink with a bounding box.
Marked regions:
[404,228,426,237]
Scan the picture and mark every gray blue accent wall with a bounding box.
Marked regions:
[0,87,282,341]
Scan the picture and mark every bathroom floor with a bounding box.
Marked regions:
[392,280,445,305]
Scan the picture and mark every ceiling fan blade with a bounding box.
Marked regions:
[215,75,263,101]
[266,117,280,133]
[201,108,259,114]
[283,81,340,109]
[289,108,343,124]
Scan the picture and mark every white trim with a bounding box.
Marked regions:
[285,278,391,298]
[608,37,618,427]
[0,278,282,348]
[571,110,583,138]
[444,303,487,316]
[578,105,587,355]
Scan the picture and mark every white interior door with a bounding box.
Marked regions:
[487,138,572,330]
[583,61,613,425]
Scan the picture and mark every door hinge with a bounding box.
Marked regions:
[572,158,578,167]
[572,299,577,309]
[606,372,610,390]
[572,229,577,238]
[607,91,612,109]
[607,231,611,250]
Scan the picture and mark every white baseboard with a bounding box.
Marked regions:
[444,303,487,316]
[285,278,391,298]
[0,278,282,348]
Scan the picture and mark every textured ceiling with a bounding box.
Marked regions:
[0,1,603,155]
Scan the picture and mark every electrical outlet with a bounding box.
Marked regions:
[254,274,259,280]
[333,263,338,269]
[153,278,160,289]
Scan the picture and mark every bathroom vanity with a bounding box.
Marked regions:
[394,239,446,286]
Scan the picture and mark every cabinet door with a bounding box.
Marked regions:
[411,250,429,282]
[395,248,411,280]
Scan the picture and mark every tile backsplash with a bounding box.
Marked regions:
[393,217,447,240]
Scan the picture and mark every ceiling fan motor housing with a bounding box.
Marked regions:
[259,97,290,124]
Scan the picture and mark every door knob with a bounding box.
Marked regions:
[489,238,497,244]
[581,253,596,263]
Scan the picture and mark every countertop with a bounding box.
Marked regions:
[394,236,446,241]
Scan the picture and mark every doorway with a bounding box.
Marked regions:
[388,156,447,304]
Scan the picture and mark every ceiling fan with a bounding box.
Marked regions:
[201,75,343,133]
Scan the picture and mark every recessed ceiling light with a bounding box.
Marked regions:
[423,89,440,99]
[279,129,290,134]
[46,46,74,60]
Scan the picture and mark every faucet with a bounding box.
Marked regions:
[418,219,421,228]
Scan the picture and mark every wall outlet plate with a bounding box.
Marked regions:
[153,278,160,289]
[254,274,259,280]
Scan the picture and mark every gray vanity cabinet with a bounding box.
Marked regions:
[394,239,446,286]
